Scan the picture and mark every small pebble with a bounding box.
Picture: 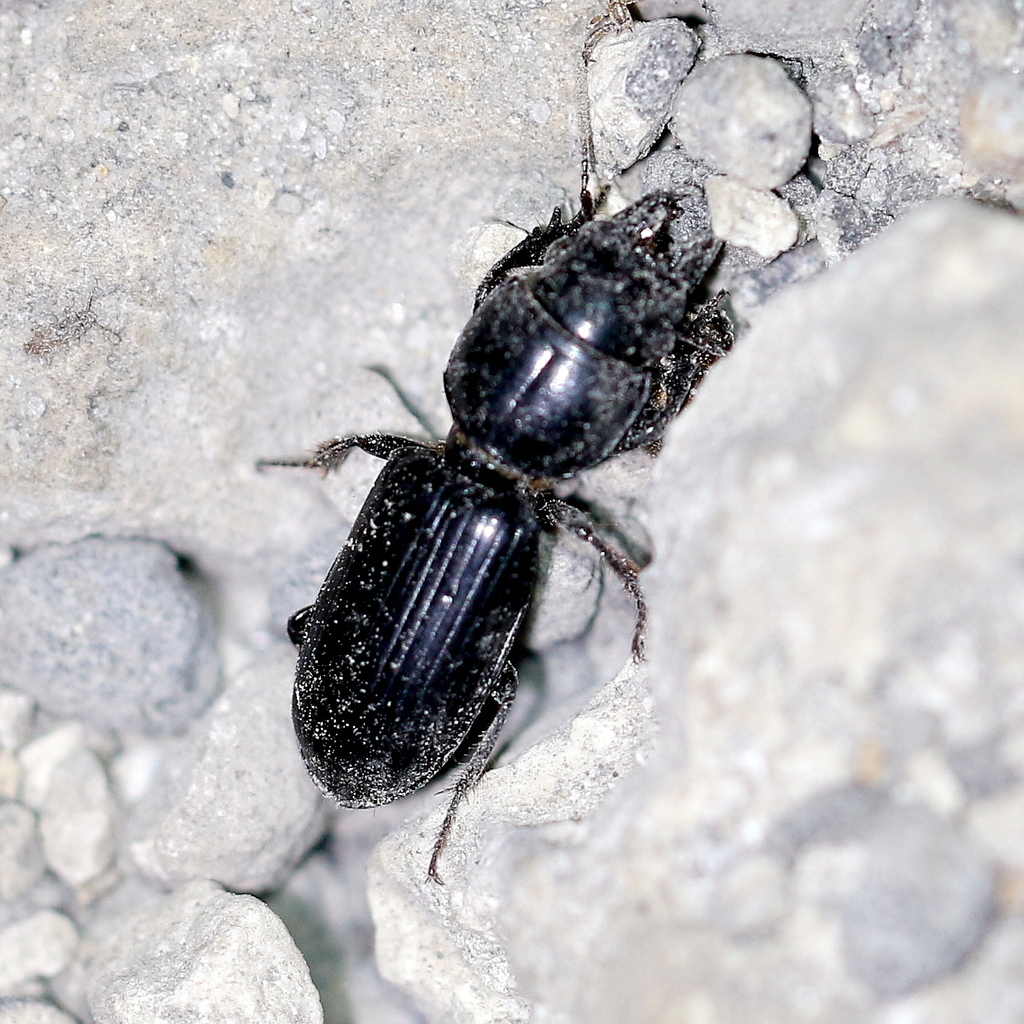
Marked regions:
[17,724,86,811]
[0,910,79,997]
[961,71,1024,177]
[0,538,218,736]
[129,652,326,892]
[39,747,117,888]
[808,71,874,144]
[588,18,699,177]
[728,241,827,320]
[669,54,812,190]
[705,175,799,259]
[0,801,45,902]
[0,689,34,750]
[86,878,322,1024]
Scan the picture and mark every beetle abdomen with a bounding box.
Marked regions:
[293,447,539,806]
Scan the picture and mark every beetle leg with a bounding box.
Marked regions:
[540,497,648,661]
[427,661,518,884]
[257,432,437,474]
[473,196,599,311]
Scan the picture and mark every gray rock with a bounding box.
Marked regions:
[588,18,699,177]
[368,200,1024,1021]
[639,146,710,192]
[39,747,118,889]
[727,241,827,322]
[705,0,871,62]
[0,801,45,903]
[369,663,655,1024]
[814,188,894,262]
[0,911,79,998]
[0,539,218,736]
[669,55,812,190]
[809,71,874,145]
[843,804,994,997]
[128,650,326,892]
[267,523,351,643]
[85,878,322,1024]
[0,1003,77,1024]
[857,0,921,74]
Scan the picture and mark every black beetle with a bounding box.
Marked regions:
[263,187,731,880]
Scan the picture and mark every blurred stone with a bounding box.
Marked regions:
[39,747,118,889]
[727,241,827,322]
[670,55,812,190]
[0,801,45,902]
[0,539,218,736]
[841,804,994,996]
[968,785,1024,872]
[706,0,871,62]
[17,725,87,812]
[0,752,21,803]
[961,71,1024,178]
[86,879,322,1024]
[0,911,79,998]
[128,651,326,893]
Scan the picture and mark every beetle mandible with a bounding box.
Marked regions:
[261,33,732,884]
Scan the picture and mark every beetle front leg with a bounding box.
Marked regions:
[428,661,518,884]
[257,432,437,474]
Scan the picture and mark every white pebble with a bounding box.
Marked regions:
[0,801,44,901]
[18,724,85,810]
[39,747,117,888]
[705,175,799,259]
[0,911,79,996]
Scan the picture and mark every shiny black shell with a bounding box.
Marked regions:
[292,447,540,806]
[444,190,721,478]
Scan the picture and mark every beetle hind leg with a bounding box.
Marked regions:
[428,661,518,884]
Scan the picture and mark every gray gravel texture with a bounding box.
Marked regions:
[1,0,1023,1022]
[0,538,218,736]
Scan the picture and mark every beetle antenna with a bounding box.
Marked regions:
[365,363,444,441]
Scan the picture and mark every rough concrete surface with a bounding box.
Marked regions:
[2,0,1024,1021]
